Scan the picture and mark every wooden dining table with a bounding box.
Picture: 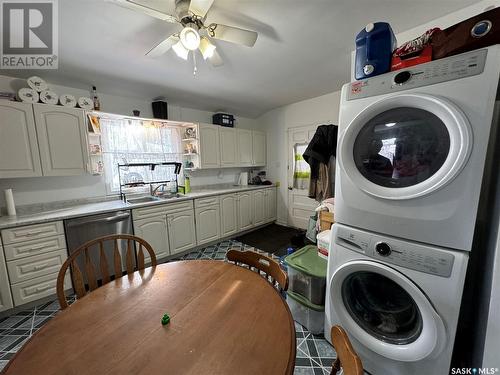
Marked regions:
[1,260,296,375]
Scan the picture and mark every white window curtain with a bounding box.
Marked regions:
[100,118,182,193]
[293,143,310,190]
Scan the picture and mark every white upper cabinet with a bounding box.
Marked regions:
[237,129,253,166]
[220,193,238,237]
[33,104,89,176]
[199,123,220,169]
[0,101,42,178]
[252,131,266,167]
[197,125,266,169]
[219,127,238,167]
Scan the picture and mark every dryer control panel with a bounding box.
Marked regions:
[336,226,455,278]
[347,48,487,100]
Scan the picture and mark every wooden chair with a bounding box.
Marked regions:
[56,234,157,310]
[226,249,289,292]
[330,325,364,375]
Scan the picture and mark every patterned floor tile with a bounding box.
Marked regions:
[0,239,336,373]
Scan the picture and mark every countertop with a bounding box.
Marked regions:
[0,184,275,230]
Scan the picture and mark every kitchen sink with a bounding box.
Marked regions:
[126,196,161,204]
[156,193,182,199]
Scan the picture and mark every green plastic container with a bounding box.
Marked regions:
[286,290,325,335]
[285,245,327,305]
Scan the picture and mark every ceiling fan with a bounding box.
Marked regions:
[110,0,258,68]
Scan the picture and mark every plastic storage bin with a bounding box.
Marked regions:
[285,245,327,305]
[286,291,325,335]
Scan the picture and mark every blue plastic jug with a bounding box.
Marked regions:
[355,22,397,80]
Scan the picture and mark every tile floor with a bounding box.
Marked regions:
[0,240,335,374]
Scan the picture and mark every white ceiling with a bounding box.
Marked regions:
[3,0,480,117]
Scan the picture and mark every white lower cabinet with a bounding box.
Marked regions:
[133,216,170,263]
[7,249,67,284]
[237,192,253,231]
[0,246,14,312]
[195,204,221,246]
[220,194,238,237]
[264,187,277,222]
[1,221,69,308]
[10,272,71,306]
[167,210,197,255]
[253,190,266,227]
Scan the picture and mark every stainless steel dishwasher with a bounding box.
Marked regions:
[64,210,133,282]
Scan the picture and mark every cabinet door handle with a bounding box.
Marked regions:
[33,263,49,271]
[36,284,52,292]
[17,230,45,238]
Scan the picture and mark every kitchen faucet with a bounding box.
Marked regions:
[151,183,169,197]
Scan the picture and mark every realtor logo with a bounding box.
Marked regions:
[0,0,58,69]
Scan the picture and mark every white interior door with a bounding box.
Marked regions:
[287,125,318,229]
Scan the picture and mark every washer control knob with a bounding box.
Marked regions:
[375,242,392,256]
[394,71,412,85]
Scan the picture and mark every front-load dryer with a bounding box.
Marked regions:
[325,224,468,375]
[335,46,500,251]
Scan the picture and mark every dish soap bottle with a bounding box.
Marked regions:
[91,86,101,111]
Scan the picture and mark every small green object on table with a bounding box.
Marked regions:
[161,313,170,325]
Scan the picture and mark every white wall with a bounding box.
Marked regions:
[257,91,341,225]
[0,75,259,207]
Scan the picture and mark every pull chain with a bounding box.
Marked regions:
[192,51,198,76]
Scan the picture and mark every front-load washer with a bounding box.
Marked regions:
[335,45,500,251]
[325,223,468,375]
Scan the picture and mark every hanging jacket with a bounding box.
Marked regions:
[302,125,338,201]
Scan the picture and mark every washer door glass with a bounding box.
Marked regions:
[342,271,423,345]
[353,107,450,188]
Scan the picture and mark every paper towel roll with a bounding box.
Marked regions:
[4,189,16,216]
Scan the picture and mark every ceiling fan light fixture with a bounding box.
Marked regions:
[199,37,216,60]
[172,40,189,60]
[180,25,201,51]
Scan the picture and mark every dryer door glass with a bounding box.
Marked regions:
[342,271,423,345]
[353,107,450,188]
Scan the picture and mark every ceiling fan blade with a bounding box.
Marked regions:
[109,0,178,23]
[208,24,258,47]
[189,0,214,18]
[146,34,179,57]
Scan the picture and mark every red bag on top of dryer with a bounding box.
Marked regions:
[391,28,440,71]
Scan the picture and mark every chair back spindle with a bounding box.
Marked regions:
[226,249,289,292]
[57,234,156,310]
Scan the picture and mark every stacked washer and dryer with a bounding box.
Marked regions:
[325,45,500,375]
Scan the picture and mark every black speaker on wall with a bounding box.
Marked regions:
[152,100,168,119]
